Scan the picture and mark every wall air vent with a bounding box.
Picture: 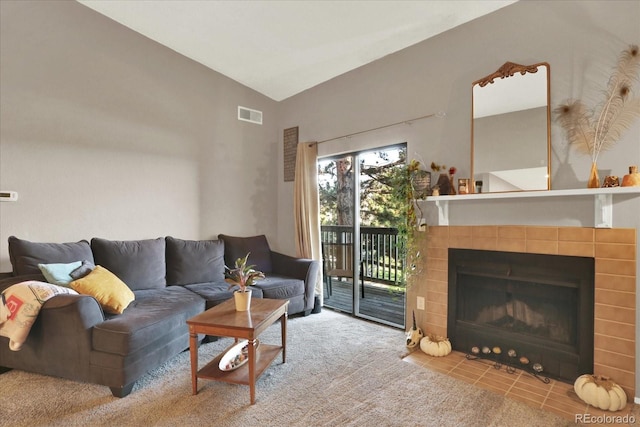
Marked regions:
[0,191,18,202]
[238,106,263,125]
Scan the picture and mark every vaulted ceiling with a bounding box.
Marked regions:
[77,1,517,101]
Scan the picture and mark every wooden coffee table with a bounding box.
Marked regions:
[186,298,288,404]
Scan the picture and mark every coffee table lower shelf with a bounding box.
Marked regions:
[197,342,283,385]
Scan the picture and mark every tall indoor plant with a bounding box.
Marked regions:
[225,253,265,311]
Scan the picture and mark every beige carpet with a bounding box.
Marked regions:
[0,309,570,427]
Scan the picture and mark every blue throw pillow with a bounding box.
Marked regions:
[38,261,83,286]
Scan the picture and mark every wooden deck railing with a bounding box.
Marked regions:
[321,225,404,286]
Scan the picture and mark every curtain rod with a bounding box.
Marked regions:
[315,111,446,145]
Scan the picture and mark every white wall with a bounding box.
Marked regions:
[277,0,640,396]
[0,1,281,271]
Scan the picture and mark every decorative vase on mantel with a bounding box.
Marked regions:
[621,165,640,187]
[588,162,600,189]
[234,289,252,311]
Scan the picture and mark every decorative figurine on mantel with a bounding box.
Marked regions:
[448,167,457,195]
[430,162,457,195]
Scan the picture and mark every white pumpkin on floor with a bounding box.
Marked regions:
[420,334,452,357]
[573,374,627,411]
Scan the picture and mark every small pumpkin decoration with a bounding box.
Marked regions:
[420,334,452,357]
[574,374,627,411]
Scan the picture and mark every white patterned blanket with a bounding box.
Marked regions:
[0,281,78,351]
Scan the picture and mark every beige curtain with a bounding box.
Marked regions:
[293,142,323,301]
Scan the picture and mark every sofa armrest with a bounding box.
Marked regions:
[271,252,320,312]
[0,293,105,382]
[39,294,106,331]
[0,275,105,331]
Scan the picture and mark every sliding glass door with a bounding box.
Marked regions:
[319,154,356,313]
[318,144,406,328]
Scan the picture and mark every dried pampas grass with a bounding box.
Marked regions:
[554,44,640,163]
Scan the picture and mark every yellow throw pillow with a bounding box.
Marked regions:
[70,265,135,314]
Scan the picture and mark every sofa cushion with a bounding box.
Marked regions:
[184,281,264,309]
[253,274,305,300]
[218,234,272,273]
[70,266,135,314]
[92,287,204,356]
[69,260,96,280]
[8,236,94,276]
[165,237,225,286]
[38,261,82,286]
[91,238,166,291]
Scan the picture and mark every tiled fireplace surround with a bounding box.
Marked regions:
[414,225,636,399]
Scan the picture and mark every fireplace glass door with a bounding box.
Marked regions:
[448,249,594,383]
[458,275,578,347]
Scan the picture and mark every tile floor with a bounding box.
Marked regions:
[404,350,639,426]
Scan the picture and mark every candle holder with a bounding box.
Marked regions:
[458,178,470,194]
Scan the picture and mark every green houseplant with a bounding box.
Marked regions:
[390,159,428,288]
[224,253,265,311]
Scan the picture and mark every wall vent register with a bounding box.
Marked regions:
[238,106,263,125]
[0,191,18,202]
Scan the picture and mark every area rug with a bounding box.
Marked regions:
[0,309,569,426]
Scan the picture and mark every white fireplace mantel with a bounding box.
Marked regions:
[422,187,640,228]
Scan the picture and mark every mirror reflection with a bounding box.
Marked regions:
[471,62,551,193]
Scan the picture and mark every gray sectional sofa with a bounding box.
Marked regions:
[0,234,319,397]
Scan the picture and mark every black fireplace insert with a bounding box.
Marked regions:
[447,248,594,383]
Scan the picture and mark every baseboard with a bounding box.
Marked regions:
[635,396,640,405]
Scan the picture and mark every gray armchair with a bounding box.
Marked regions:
[218,235,320,315]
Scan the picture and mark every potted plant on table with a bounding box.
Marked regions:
[225,253,265,311]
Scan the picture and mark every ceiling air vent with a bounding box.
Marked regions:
[238,106,263,125]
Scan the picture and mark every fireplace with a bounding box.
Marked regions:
[447,248,594,382]
[414,225,636,398]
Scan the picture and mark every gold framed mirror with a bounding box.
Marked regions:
[471,62,551,193]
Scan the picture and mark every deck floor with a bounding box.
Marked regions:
[323,278,405,327]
